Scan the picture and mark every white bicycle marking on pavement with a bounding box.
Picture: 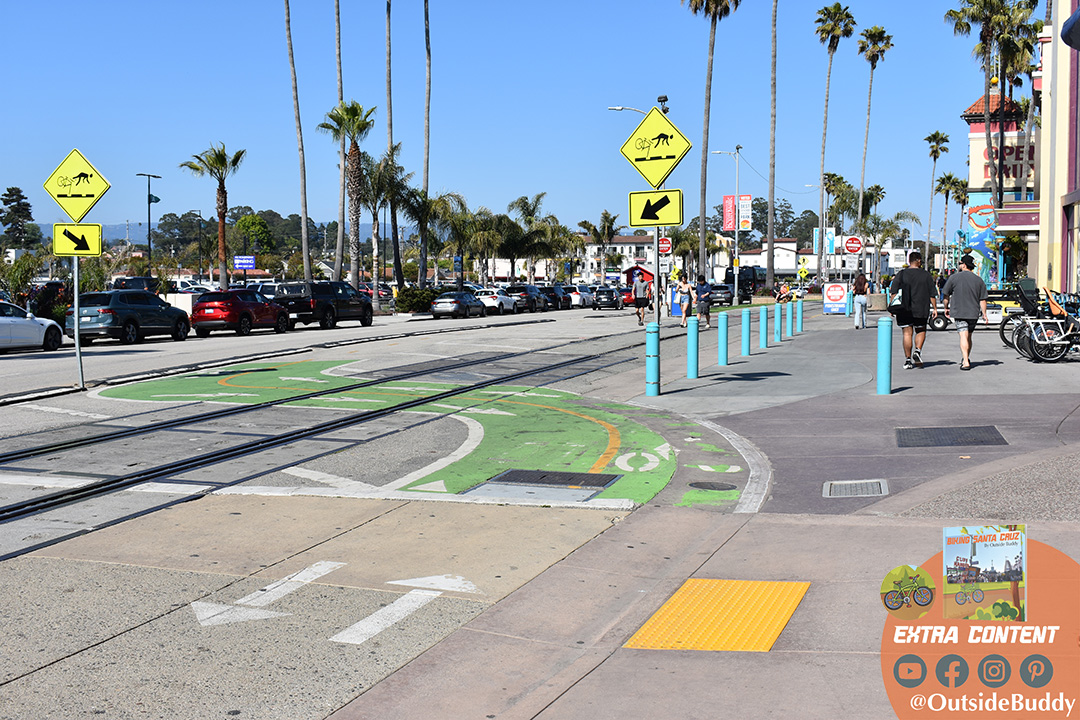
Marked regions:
[615,452,660,472]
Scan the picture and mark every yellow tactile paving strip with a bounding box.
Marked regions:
[624,578,811,652]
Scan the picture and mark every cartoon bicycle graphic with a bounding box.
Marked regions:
[953,569,984,605]
[883,573,934,610]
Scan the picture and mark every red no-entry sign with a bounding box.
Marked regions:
[845,237,863,254]
[658,237,672,254]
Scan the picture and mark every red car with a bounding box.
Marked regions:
[191,289,289,337]
[619,286,635,305]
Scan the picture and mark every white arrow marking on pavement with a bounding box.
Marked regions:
[410,479,448,493]
[615,452,660,472]
[279,376,330,383]
[282,467,377,491]
[387,574,481,594]
[696,465,743,474]
[236,560,346,607]
[191,601,290,627]
[654,443,672,460]
[22,404,110,419]
[330,589,442,645]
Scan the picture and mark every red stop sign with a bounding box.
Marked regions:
[845,236,863,254]
[658,237,672,254]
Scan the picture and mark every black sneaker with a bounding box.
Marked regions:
[912,348,923,368]
[903,358,914,370]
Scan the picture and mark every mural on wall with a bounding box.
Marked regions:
[961,192,997,284]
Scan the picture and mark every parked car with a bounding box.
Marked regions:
[274,281,374,329]
[191,290,289,337]
[474,288,521,315]
[431,292,486,319]
[112,276,165,292]
[591,286,624,310]
[359,282,393,300]
[247,282,282,299]
[504,284,548,313]
[566,284,595,308]
[0,300,64,352]
[64,290,190,344]
[539,285,571,310]
[619,286,635,306]
[710,283,735,307]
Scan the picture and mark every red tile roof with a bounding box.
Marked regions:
[962,92,1023,119]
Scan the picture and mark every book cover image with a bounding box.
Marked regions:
[942,525,1026,620]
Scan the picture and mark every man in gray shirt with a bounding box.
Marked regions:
[633,272,652,326]
[941,255,988,371]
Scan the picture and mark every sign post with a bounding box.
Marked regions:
[44,149,111,391]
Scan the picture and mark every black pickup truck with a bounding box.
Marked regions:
[274,281,374,329]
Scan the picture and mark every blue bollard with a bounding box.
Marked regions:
[796,299,804,333]
[785,301,793,338]
[877,317,893,396]
[687,318,699,379]
[758,306,768,348]
[773,303,782,343]
[845,291,852,317]
[646,322,660,396]
[741,308,751,356]
[718,311,729,366]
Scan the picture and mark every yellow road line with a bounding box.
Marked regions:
[497,400,620,473]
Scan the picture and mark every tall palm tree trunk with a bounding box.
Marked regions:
[334,0,346,281]
[697,14,717,276]
[982,53,1000,207]
[1018,93,1036,200]
[927,159,937,261]
[371,211,382,312]
[818,50,835,283]
[941,191,951,264]
[857,66,875,275]
[216,184,228,290]
[766,0,777,290]
[284,0,311,282]
[385,0,405,290]
[420,0,432,287]
[348,147,361,289]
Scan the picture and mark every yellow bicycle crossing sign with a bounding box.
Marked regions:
[619,108,691,189]
[43,149,110,222]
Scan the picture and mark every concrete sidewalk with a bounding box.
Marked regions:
[331,306,1080,719]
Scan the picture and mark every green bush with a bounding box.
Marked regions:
[395,286,440,313]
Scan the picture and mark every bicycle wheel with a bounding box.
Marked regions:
[1014,325,1036,360]
[913,586,934,607]
[1030,325,1070,362]
[999,314,1021,348]
[883,590,904,611]
[955,591,967,606]
[972,589,984,603]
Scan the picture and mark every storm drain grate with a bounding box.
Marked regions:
[896,425,1008,448]
[487,469,619,488]
[822,479,889,498]
[689,482,738,492]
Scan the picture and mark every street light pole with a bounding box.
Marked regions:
[609,102,662,326]
[712,146,741,304]
[136,173,161,275]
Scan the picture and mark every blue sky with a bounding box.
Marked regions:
[1,1,1047,245]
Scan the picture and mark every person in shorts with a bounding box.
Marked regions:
[890,251,938,369]
[632,272,652,326]
[695,275,712,329]
[940,254,988,370]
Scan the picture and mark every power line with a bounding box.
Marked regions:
[737,153,818,196]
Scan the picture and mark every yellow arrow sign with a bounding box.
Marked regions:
[53,223,103,257]
[619,108,691,189]
[43,149,110,222]
[629,189,683,228]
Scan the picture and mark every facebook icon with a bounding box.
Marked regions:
[935,655,969,688]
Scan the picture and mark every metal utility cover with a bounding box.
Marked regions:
[487,469,619,488]
[822,479,889,498]
[689,482,737,492]
[896,426,1008,448]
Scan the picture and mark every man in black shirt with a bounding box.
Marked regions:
[890,251,939,369]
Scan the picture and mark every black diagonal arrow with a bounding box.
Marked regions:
[63,228,90,252]
[641,195,671,220]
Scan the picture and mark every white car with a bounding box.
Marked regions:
[0,301,64,352]
[566,284,595,308]
[474,288,521,315]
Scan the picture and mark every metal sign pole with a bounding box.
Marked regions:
[74,258,84,390]
[653,226,660,325]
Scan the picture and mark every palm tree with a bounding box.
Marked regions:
[864,184,886,217]
[317,101,377,290]
[179,144,246,290]
[284,0,312,282]
[924,131,949,259]
[508,193,554,283]
[420,0,433,287]
[814,3,856,282]
[401,188,464,285]
[995,1,1040,206]
[945,0,1011,207]
[499,213,549,282]
[936,171,961,267]
[357,148,403,309]
[682,0,744,277]
[379,145,413,288]
[578,210,625,275]
[333,0,346,281]
[767,0,778,290]
[951,177,970,257]
[855,25,893,233]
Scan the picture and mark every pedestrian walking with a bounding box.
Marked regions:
[852,272,868,329]
[632,271,652,326]
[889,251,938,369]
[695,275,712,329]
[675,272,694,328]
[940,255,988,371]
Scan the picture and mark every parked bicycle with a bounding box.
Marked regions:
[1011,289,1080,362]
